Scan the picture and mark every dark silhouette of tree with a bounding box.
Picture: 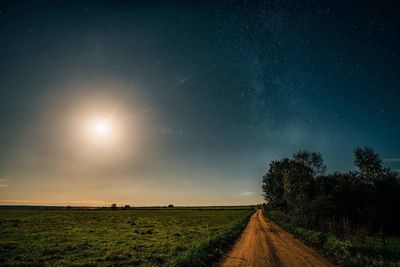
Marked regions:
[262,159,290,209]
[354,146,383,180]
[262,147,400,235]
[293,150,326,176]
[168,204,174,208]
[262,156,314,226]
[111,203,117,210]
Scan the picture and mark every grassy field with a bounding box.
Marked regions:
[0,208,253,266]
[265,209,400,267]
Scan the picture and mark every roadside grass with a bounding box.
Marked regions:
[0,208,253,266]
[265,210,400,267]
[173,211,253,266]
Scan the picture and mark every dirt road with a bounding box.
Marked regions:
[220,210,335,267]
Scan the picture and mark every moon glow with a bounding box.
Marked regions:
[95,121,109,136]
[90,119,111,140]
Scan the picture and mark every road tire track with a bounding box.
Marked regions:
[220,210,335,267]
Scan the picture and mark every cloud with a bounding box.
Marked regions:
[0,178,9,188]
[383,158,400,162]
[178,72,196,85]
[239,192,256,196]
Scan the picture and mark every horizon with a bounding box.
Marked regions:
[0,204,256,208]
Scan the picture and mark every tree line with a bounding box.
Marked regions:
[262,147,400,236]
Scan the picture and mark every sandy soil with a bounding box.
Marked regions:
[220,209,335,267]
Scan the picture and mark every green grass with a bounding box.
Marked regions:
[174,211,253,267]
[0,208,253,266]
[265,210,400,267]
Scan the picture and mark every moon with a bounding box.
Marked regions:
[91,119,111,139]
[95,121,109,135]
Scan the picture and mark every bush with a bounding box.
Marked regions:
[265,210,400,267]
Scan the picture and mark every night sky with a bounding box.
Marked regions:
[0,1,399,206]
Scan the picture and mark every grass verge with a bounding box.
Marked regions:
[265,210,400,267]
[173,210,254,267]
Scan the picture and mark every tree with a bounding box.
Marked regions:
[282,160,315,226]
[354,146,383,180]
[262,158,314,218]
[262,159,290,209]
[111,203,117,210]
[293,150,326,176]
[262,147,400,235]
[168,204,174,208]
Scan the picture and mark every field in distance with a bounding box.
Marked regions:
[0,208,253,266]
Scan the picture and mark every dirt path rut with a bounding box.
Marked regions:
[220,210,335,267]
